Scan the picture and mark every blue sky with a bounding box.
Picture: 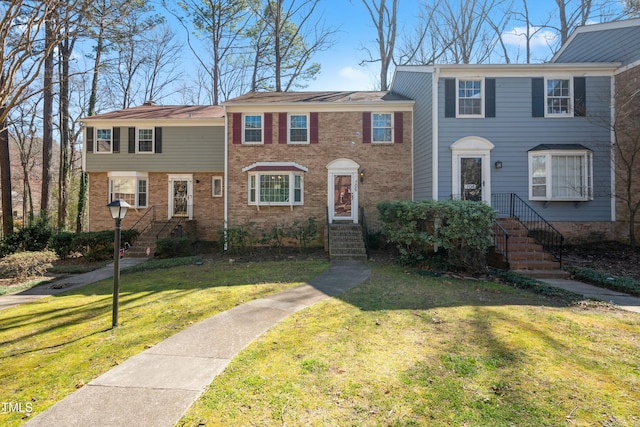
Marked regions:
[151,0,613,96]
[301,0,561,91]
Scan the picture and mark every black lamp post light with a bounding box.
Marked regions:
[107,199,130,328]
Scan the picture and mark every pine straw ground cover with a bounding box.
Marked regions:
[180,263,640,427]
[0,259,329,427]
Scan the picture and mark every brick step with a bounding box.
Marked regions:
[512,269,571,279]
[508,251,557,261]
[330,253,368,261]
[509,259,561,271]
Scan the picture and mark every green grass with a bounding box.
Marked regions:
[0,259,328,426]
[179,263,640,427]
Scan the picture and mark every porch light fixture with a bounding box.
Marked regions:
[494,161,503,169]
[359,169,365,183]
[107,199,131,328]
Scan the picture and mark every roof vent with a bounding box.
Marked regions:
[143,100,155,106]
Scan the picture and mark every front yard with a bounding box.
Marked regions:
[0,258,639,426]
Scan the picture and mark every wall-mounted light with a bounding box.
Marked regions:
[359,169,365,183]
[494,161,503,169]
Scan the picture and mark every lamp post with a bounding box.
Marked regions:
[107,199,130,328]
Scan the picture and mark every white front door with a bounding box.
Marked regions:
[327,159,359,223]
[168,174,193,219]
[450,137,494,204]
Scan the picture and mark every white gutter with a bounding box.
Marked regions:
[432,66,440,201]
[223,107,229,251]
[610,75,616,222]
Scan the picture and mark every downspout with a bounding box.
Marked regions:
[223,108,229,251]
[432,66,440,200]
[610,73,616,222]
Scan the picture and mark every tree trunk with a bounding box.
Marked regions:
[58,38,71,231]
[41,11,55,221]
[0,104,12,237]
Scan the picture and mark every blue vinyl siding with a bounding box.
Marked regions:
[390,70,433,200]
[437,75,613,221]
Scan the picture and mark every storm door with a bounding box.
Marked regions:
[333,174,354,219]
[460,157,483,201]
[168,174,193,219]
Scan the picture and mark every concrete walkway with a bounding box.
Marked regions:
[0,258,148,311]
[539,278,640,313]
[23,261,372,427]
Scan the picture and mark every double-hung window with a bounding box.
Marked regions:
[289,114,309,143]
[96,128,112,153]
[372,113,393,143]
[457,79,483,117]
[108,172,148,208]
[545,78,572,116]
[244,115,263,143]
[528,146,593,201]
[137,128,154,153]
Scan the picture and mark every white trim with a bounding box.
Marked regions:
[95,127,113,154]
[544,76,574,118]
[611,75,617,221]
[135,127,155,154]
[242,113,263,144]
[371,112,394,143]
[456,77,485,118]
[450,137,494,204]
[435,63,619,77]
[242,161,309,173]
[614,59,640,75]
[212,176,223,197]
[107,171,148,178]
[287,113,310,144]
[527,150,593,202]
[326,158,360,223]
[432,66,440,201]
[167,174,194,219]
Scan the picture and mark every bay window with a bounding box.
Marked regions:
[528,146,593,201]
[108,172,148,208]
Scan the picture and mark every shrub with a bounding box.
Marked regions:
[0,220,52,256]
[0,251,58,279]
[155,237,199,258]
[49,232,78,259]
[289,217,319,251]
[378,200,495,274]
[566,266,640,296]
[219,222,260,254]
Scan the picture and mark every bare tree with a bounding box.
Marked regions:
[358,0,398,91]
[612,69,640,248]
[142,26,184,104]
[168,0,253,105]
[9,97,42,222]
[251,0,336,92]
[1,0,76,236]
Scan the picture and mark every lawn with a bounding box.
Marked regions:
[0,259,329,426]
[179,263,640,427]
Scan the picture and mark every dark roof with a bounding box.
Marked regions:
[223,91,412,104]
[84,104,224,120]
[528,144,591,152]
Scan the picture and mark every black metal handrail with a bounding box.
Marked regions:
[360,207,370,259]
[492,219,510,265]
[492,193,564,265]
[128,205,164,234]
[156,216,185,240]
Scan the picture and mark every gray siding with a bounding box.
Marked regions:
[437,75,613,221]
[390,70,433,200]
[86,126,225,172]
[554,26,640,65]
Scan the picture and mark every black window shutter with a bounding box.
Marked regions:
[532,78,545,117]
[574,77,586,117]
[362,112,371,143]
[113,127,120,153]
[445,78,456,118]
[155,127,162,153]
[86,127,94,153]
[128,127,135,153]
[485,78,496,118]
